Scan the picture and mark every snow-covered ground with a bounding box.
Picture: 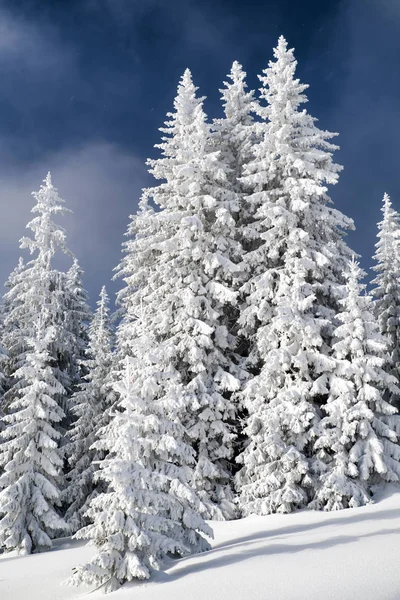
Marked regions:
[2,485,400,600]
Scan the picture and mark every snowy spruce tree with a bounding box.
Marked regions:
[0,173,90,552]
[1,173,88,427]
[236,36,355,515]
[372,193,400,407]
[312,260,400,511]
[62,258,91,401]
[114,70,244,519]
[69,355,212,593]
[64,286,116,532]
[0,315,67,554]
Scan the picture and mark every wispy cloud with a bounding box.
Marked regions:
[0,142,148,304]
[0,6,76,71]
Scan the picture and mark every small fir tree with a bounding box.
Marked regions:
[1,174,89,429]
[313,260,400,510]
[371,193,400,407]
[64,286,116,532]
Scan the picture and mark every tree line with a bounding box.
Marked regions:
[0,36,400,592]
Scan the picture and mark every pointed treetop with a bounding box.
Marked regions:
[276,35,288,54]
[218,60,255,124]
[382,192,392,214]
[30,171,69,215]
[99,285,108,303]
[92,285,111,334]
[229,60,246,83]
[258,34,309,111]
[152,69,207,161]
[173,68,204,119]
[19,173,72,266]
[175,68,200,102]
[44,171,52,187]
[345,257,366,300]
[181,67,194,86]
[375,192,400,237]
[97,285,110,316]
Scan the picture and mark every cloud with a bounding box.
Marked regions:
[0,5,76,71]
[0,142,149,306]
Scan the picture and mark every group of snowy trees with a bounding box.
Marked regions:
[0,35,400,591]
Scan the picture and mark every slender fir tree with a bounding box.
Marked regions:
[63,258,91,399]
[1,174,88,427]
[64,286,116,532]
[236,36,355,515]
[371,193,400,408]
[313,260,400,510]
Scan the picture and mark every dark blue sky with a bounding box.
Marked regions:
[0,0,398,306]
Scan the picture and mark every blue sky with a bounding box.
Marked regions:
[0,0,398,305]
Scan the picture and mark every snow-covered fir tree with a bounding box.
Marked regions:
[236,36,355,515]
[114,70,244,519]
[64,286,116,532]
[313,260,400,511]
[68,355,212,593]
[60,258,91,417]
[1,173,88,427]
[372,193,400,407]
[0,315,67,554]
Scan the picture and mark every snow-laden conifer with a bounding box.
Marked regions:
[69,355,212,593]
[0,315,67,554]
[372,193,400,406]
[236,36,354,515]
[313,260,400,510]
[115,70,243,519]
[1,174,87,427]
[64,286,115,532]
[62,258,91,400]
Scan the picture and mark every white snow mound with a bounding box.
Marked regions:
[1,484,400,600]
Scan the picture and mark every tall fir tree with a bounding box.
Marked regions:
[64,286,116,532]
[58,258,92,428]
[0,173,90,551]
[236,36,355,515]
[371,193,400,408]
[0,315,67,554]
[1,174,89,427]
[313,260,400,510]
[114,70,244,519]
[69,355,212,593]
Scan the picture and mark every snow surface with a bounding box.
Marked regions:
[1,485,400,600]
